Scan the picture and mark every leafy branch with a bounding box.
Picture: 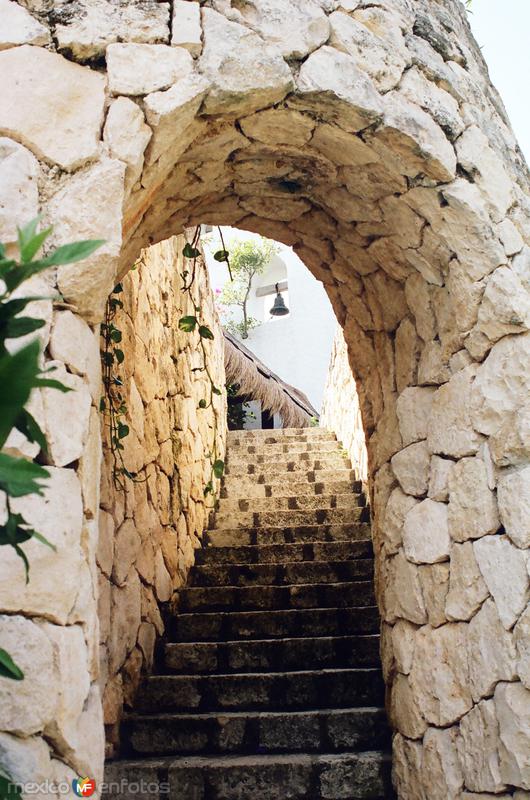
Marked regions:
[0,218,103,682]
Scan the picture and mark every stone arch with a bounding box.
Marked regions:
[1,0,530,795]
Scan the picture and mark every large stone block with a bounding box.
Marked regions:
[0,45,105,170]
[107,43,194,96]
[49,158,126,323]
[396,386,436,447]
[54,0,170,60]
[391,441,430,498]
[200,8,293,116]
[467,599,518,703]
[445,541,489,621]
[458,700,507,794]
[0,137,39,244]
[0,468,84,624]
[495,682,530,790]
[0,615,58,735]
[403,499,450,564]
[291,45,384,132]
[515,607,530,690]
[384,487,418,555]
[231,0,329,60]
[0,0,49,49]
[104,97,152,194]
[422,726,463,800]
[409,623,472,726]
[427,365,482,458]
[474,534,530,630]
[447,457,500,542]
[497,466,530,549]
[41,361,92,468]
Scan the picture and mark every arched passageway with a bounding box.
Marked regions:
[1,0,529,796]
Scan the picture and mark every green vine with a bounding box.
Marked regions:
[178,226,231,497]
[100,279,146,491]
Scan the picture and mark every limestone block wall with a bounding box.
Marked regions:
[1,0,530,795]
[98,235,226,754]
[321,326,368,485]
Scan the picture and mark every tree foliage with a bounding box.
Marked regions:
[216,237,279,339]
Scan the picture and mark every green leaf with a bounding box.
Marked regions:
[183,243,200,259]
[110,329,122,343]
[0,340,40,449]
[178,315,197,332]
[0,647,24,681]
[32,377,71,392]
[20,226,53,264]
[117,423,129,439]
[0,452,49,497]
[5,316,45,339]
[42,239,105,266]
[212,386,222,396]
[16,216,40,260]
[198,325,214,340]
[102,351,114,367]
[204,481,214,496]
[213,459,225,479]
[198,399,207,409]
[113,282,123,293]
[99,397,106,412]
[14,409,47,454]
[214,249,229,263]
[114,348,125,364]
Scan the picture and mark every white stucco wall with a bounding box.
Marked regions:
[205,228,337,412]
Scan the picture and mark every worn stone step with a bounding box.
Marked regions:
[213,506,367,530]
[177,580,376,613]
[169,605,380,642]
[123,706,390,756]
[196,540,372,567]
[135,668,385,713]
[227,429,336,446]
[225,454,351,475]
[221,478,360,500]
[189,559,373,588]
[164,634,381,674]
[104,751,393,800]
[216,493,365,516]
[206,522,372,547]
[227,440,342,458]
[223,469,361,491]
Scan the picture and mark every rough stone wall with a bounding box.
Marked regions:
[98,235,226,754]
[1,0,530,796]
[321,326,369,485]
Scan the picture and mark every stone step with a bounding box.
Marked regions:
[215,492,365,515]
[123,706,390,756]
[227,440,342,457]
[135,668,385,713]
[205,522,372,547]
[220,477,360,499]
[223,469,361,490]
[168,606,380,642]
[164,634,381,673]
[104,751,393,800]
[225,454,351,475]
[177,580,376,613]
[227,429,336,446]
[213,506,367,530]
[189,559,373,588]
[196,540,372,567]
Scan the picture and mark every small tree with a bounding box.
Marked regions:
[216,237,278,339]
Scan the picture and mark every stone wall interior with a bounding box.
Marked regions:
[0,0,530,796]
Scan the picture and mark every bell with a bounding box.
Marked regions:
[270,284,289,316]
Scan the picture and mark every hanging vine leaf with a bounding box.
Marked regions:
[213,459,225,479]
[183,243,200,259]
[117,423,129,439]
[214,250,229,263]
[198,399,207,409]
[198,325,214,340]
[114,348,125,364]
[179,315,197,332]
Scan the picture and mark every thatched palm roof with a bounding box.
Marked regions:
[223,330,318,428]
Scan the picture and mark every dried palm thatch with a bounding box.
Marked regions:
[224,330,318,428]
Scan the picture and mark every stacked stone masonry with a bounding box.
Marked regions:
[0,0,529,796]
[98,236,226,754]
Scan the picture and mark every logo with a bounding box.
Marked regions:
[72,779,96,797]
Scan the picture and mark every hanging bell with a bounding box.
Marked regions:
[270,283,289,316]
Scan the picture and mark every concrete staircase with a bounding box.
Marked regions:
[105,428,394,800]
